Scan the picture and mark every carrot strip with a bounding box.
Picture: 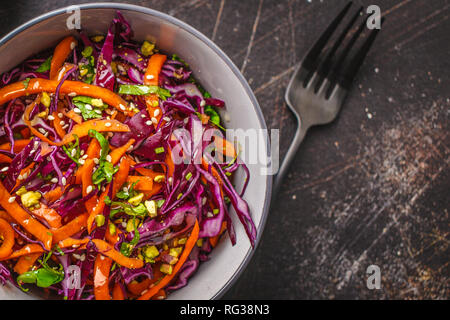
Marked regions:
[126,176,154,191]
[91,239,144,269]
[0,218,15,259]
[75,139,99,184]
[52,212,89,243]
[0,139,32,153]
[0,154,12,164]
[86,138,101,158]
[213,135,236,158]
[166,146,175,179]
[0,181,52,250]
[109,138,135,165]
[52,112,66,138]
[127,278,152,296]
[209,221,227,248]
[57,237,89,249]
[94,254,113,300]
[144,54,167,128]
[151,289,167,300]
[0,244,44,261]
[0,79,133,116]
[112,282,125,300]
[20,128,31,139]
[13,253,41,274]
[63,109,83,124]
[50,36,77,80]
[0,211,14,223]
[105,226,121,245]
[112,157,130,196]
[61,119,130,145]
[86,189,108,235]
[43,186,63,203]
[31,203,62,229]
[81,159,95,197]
[138,220,199,300]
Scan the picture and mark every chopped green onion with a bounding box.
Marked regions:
[36,56,52,73]
[154,147,165,154]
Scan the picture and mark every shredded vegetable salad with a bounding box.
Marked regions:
[0,11,256,300]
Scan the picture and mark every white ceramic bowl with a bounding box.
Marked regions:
[0,3,271,300]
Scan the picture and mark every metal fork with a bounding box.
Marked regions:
[272,2,383,198]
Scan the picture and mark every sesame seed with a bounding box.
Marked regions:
[119,104,126,111]
[200,100,206,107]
[95,109,102,114]
[153,109,160,117]
[145,120,152,126]
[146,75,154,80]
[58,112,64,118]
[61,177,67,185]
[141,114,146,118]
[85,104,93,111]
[68,92,77,97]
[73,108,81,114]
[105,122,112,127]
[47,115,55,121]
[151,117,158,124]
[18,175,23,180]
[163,117,171,122]
[80,150,85,156]
[8,196,15,203]
[82,154,88,160]
[78,159,85,165]
[62,124,69,130]
[59,120,65,126]
[1,167,9,172]
[22,172,28,179]
[106,155,112,162]
[93,158,99,164]
[71,149,76,157]
[51,177,58,183]
[38,127,46,134]
[70,42,76,50]
[86,185,93,194]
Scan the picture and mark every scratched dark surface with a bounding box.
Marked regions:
[0,0,448,300]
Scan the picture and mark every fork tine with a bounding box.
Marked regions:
[314,6,364,92]
[340,18,385,89]
[302,2,353,72]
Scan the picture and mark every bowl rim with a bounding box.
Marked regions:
[0,2,272,300]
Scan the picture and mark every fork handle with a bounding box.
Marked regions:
[272,120,309,201]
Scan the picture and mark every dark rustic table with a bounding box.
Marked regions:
[0,0,448,299]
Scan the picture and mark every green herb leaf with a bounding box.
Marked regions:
[120,217,140,257]
[22,78,31,89]
[17,252,64,289]
[118,84,171,100]
[73,96,107,120]
[36,56,52,73]
[81,46,93,58]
